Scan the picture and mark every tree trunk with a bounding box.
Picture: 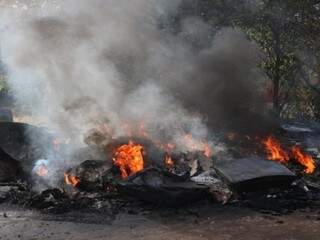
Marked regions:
[272,29,281,116]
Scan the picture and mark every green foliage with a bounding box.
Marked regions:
[202,0,320,120]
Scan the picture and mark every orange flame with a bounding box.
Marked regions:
[164,154,174,169]
[263,136,316,174]
[292,146,316,174]
[203,143,213,158]
[36,164,48,177]
[263,136,289,163]
[64,173,80,187]
[113,141,144,178]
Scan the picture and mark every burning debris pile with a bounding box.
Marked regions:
[0,120,319,214]
[0,0,320,217]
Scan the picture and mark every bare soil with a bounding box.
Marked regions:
[1,203,320,240]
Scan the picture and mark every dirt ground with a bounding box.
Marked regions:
[1,203,320,240]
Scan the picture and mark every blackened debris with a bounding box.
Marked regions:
[214,157,296,192]
[117,167,209,206]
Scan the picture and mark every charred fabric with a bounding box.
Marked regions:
[0,120,320,214]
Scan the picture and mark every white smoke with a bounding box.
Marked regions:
[0,0,208,149]
[0,0,266,185]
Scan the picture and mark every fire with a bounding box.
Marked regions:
[263,136,316,174]
[164,154,174,169]
[292,146,316,174]
[36,164,48,177]
[113,141,144,178]
[64,173,80,187]
[263,136,289,163]
[203,142,213,158]
[183,134,213,158]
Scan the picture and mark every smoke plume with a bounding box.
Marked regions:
[0,0,270,170]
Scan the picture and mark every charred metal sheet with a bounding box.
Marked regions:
[0,147,23,182]
[0,122,53,172]
[117,168,209,206]
[214,157,296,192]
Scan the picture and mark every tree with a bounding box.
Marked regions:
[202,0,320,119]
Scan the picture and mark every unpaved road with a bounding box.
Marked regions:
[0,204,320,240]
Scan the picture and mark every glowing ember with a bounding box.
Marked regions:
[292,146,316,174]
[64,173,80,187]
[164,154,174,169]
[263,136,289,163]
[36,164,48,177]
[113,141,144,178]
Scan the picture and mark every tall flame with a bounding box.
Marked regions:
[64,173,80,187]
[113,141,144,178]
[292,146,316,174]
[263,136,289,163]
